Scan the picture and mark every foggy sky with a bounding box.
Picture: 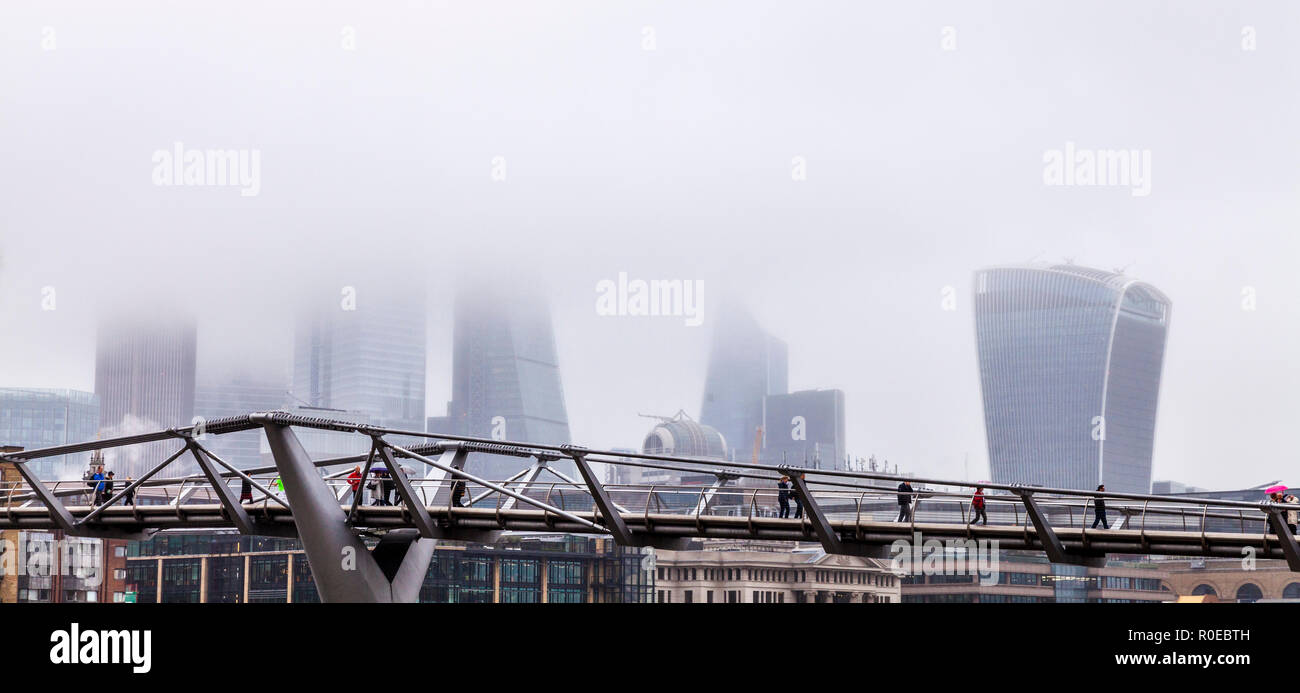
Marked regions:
[2,1,1298,490]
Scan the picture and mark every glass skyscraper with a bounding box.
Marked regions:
[193,375,288,469]
[700,303,788,463]
[291,288,426,433]
[94,317,198,478]
[431,284,573,480]
[973,265,1171,493]
[0,388,100,479]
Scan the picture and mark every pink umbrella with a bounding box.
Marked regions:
[1266,485,1288,494]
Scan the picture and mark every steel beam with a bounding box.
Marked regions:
[188,444,259,535]
[389,443,605,532]
[259,419,433,602]
[787,472,844,554]
[1265,510,1300,571]
[5,458,75,532]
[374,442,438,538]
[570,452,634,545]
[1017,488,1068,564]
[420,446,468,506]
[692,471,739,516]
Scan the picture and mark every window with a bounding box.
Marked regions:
[1235,583,1263,604]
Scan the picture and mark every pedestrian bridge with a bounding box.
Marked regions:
[3,412,1297,601]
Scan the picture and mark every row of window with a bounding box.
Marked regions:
[658,566,894,587]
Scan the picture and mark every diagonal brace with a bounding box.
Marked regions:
[1266,509,1300,571]
[571,452,634,545]
[374,440,438,538]
[787,471,844,554]
[189,443,258,535]
[1017,488,1068,564]
[4,457,76,532]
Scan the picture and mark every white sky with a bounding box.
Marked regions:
[1,1,1298,490]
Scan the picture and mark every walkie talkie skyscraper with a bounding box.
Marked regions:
[974,265,1171,493]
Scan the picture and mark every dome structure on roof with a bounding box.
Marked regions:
[641,411,728,460]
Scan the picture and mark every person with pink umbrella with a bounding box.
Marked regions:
[1266,485,1297,534]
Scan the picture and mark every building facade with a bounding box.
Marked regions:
[1155,558,1300,603]
[653,545,900,603]
[973,265,1171,493]
[0,388,99,479]
[762,389,846,469]
[899,553,1170,603]
[94,317,198,478]
[121,532,652,603]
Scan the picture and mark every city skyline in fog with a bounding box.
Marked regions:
[2,1,1298,491]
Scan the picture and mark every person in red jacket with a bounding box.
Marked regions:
[347,465,363,504]
[969,486,988,526]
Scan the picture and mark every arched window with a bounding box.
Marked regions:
[1191,584,1217,596]
[1283,583,1300,600]
[1235,583,1263,603]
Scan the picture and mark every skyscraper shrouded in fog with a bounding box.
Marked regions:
[429,284,574,480]
[699,303,788,463]
[973,265,1171,493]
[94,317,198,478]
[291,286,426,433]
[193,374,288,469]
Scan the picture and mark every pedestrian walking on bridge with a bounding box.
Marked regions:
[969,486,987,526]
[896,481,914,522]
[1091,484,1109,529]
[777,476,791,518]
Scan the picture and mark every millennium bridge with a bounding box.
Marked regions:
[2,412,1297,601]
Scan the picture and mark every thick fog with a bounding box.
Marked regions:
[1,1,1297,490]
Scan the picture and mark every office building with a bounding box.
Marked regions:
[0,388,99,479]
[973,264,1171,493]
[193,375,288,470]
[433,285,574,480]
[121,532,652,603]
[762,389,846,469]
[700,303,788,464]
[653,543,900,603]
[94,317,198,478]
[292,287,426,433]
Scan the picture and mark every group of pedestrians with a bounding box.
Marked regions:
[83,464,134,506]
[338,464,469,508]
[776,477,1116,529]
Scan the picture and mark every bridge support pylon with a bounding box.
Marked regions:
[259,419,434,603]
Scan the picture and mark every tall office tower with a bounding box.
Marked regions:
[0,388,100,479]
[95,317,198,478]
[291,287,426,433]
[193,375,288,469]
[762,389,846,469]
[437,285,574,480]
[700,303,788,463]
[973,265,1171,493]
